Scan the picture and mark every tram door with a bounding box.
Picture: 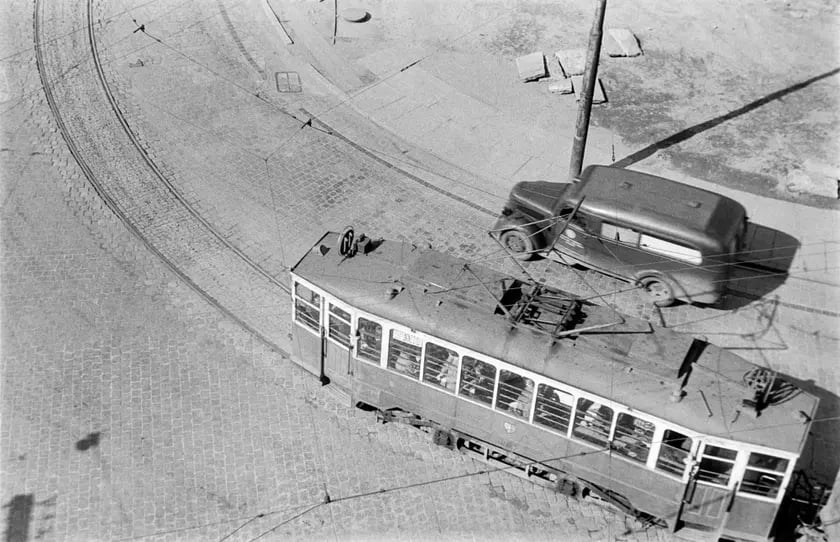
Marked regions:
[322,302,354,392]
[678,443,738,532]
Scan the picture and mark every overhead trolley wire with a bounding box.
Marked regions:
[109,411,840,541]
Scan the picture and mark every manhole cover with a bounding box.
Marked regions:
[275,71,302,93]
[342,8,369,22]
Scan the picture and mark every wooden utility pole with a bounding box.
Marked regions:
[569,0,607,179]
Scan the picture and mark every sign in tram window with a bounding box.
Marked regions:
[655,430,693,477]
[612,413,655,463]
[495,370,534,419]
[459,356,496,406]
[294,283,321,331]
[422,343,458,391]
[328,305,351,348]
[534,384,573,435]
[572,398,614,448]
[357,318,382,364]
[696,445,738,486]
[387,329,421,379]
[741,453,789,498]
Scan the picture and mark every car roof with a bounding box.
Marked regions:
[566,166,746,246]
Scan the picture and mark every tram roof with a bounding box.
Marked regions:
[292,232,818,454]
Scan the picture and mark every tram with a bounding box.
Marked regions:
[289,229,818,542]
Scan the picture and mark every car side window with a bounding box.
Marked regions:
[601,222,640,245]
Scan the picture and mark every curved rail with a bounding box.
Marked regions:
[34,0,289,354]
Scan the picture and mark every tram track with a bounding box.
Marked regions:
[33,0,834,371]
[34,0,291,354]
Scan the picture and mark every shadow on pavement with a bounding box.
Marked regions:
[718,223,800,310]
[775,376,840,540]
[612,67,840,169]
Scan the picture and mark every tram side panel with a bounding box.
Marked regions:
[350,359,686,529]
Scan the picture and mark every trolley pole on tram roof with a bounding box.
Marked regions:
[569,0,607,180]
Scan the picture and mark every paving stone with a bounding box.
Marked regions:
[515,52,547,82]
[554,48,587,77]
[571,75,607,104]
[607,28,643,57]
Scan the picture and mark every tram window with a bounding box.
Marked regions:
[387,329,421,379]
[572,398,614,448]
[294,283,321,331]
[534,384,573,435]
[495,370,534,420]
[357,318,382,364]
[741,453,789,498]
[612,413,655,464]
[696,445,738,486]
[459,356,496,406]
[422,343,458,392]
[328,305,351,348]
[655,430,692,477]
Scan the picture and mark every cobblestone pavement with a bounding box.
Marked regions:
[1,0,837,541]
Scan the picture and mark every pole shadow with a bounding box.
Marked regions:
[612,67,840,169]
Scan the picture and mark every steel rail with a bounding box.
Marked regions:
[33,0,290,355]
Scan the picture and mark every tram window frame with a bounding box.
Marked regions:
[696,444,738,487]
[572,398,614,448]
[458,356,497,406]
[356,317,383,365]
[422,342,458,392]
[386,328,422,380]
[495,370,534,420]
[655,429,693,478]
[327,303,352,349]
[612,412,655,464]
[533,384,574,436]
[739,452,790,500]
[294,282,321,333]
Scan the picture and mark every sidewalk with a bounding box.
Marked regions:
[262,0,840,314]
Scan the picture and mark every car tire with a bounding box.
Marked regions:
[500,229,536,260]
[639,276,675,307]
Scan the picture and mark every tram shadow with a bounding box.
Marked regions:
[776,375,840,538]
[718,223,799,310]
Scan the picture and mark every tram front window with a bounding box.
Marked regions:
[294,283,321,332]
[741,453,789,498]
[696,445,738,486]
[328,304,351,348]
[655,430,692,477]
[357,318,382,364]
[459,357,496,405]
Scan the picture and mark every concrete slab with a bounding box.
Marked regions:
[547,77,573,94]
[571,75,607,104]
[607,28,643,57]
[554,48,586,77]
[516,52,547,81]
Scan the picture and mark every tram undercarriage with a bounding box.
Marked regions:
[369,404,666,531]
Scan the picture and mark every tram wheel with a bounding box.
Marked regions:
[432,428,455,448]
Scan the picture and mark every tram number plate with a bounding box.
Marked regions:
[392,329,421,346]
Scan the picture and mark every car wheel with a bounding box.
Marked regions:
[500,229,536,260]
[639,276,675,307]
